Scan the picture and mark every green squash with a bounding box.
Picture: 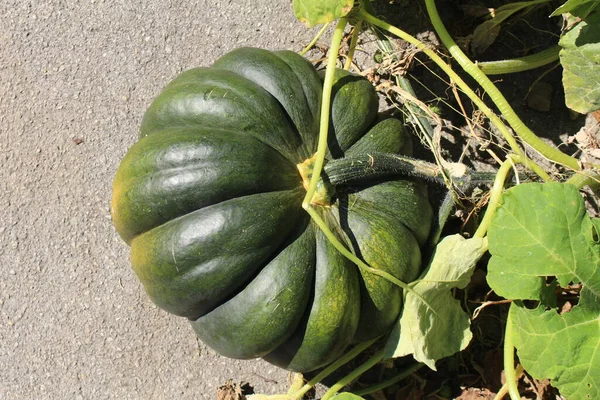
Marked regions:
[111,47,433,372]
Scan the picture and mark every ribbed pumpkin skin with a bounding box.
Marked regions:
[111,47,433,372]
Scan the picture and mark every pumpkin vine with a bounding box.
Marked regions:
[301,17,416,294]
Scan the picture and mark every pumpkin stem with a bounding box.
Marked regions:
[297,156,336,207]
[323,153,483,190]
[302,152,504,203]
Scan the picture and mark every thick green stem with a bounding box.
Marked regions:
[566,171,600,191]
[516,154,552,182]
[325,153,448,185]
[477,45,561,75]
[423,0,580,171]
[474,157,514,238]
[322,348,385,399]
[504,312,522,400]
[303,18,413,293]
[303,18,347,208]
[345,20,363,70]
[492,364,524,400]
[323,153,496,190]
[474,153,551,238]
[353,363,424,396]
[305,207,412,292]
[288,338,379,400]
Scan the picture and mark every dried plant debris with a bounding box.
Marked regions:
[217,379,252,400]
[568,112,600,164]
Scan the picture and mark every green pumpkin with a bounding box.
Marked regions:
[111,47,433,372]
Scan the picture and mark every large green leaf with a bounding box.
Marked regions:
[292,0,354,27]
[509,296,599,400]
[488,182,600,400]
[487,183,600,303]
[551,0,600,17]
[558,10,600,113]
[384,234,487,370]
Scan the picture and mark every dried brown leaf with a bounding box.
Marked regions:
[217,379,246,400]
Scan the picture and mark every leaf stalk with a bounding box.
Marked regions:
[477,45,561,75]
[302,17,412,293]
[356,9,527,162]
[473,156,514,238]
[504,313,522,400]
[303,17,348,208]
[322,348,385,399]
[300,22,331,56]
[288,338,379,400]
[352,362,424,396]
[345,20,363,70]
[423,0,580,171]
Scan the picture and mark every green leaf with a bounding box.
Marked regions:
[551,0,600,17]
[488,182,600,399]
[384,234,487,370]
[487,183,600,303]
[510,294,600,399]
[471,0,552,55]
[559,10,600,113]
[292,0,354,27]
[333,393,365,400]
[471,9,509,55]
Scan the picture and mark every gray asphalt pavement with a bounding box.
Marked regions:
[0,1,320,398]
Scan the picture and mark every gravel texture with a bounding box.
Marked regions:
[0,1,321,398]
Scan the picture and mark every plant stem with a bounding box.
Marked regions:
[429,191,455,249]
[300,22,331,56]
[357,1,452,188]
[492,364,524,400]
[516,154,552,182]
[303,18,347,207]
[345,20,363,70]
[302,18,413,293]
[352,363,424,396]
[356,9,526,163]
[395,75,436,144]
[325,153,449,185]
[473,157,514,238]
[305,207,412,292]
[321,348,385,399]
[477,45,561,75]
[566,171,600,191]
[504,312,521,400]
[288,338,379,400]
[423,0,580,171]
[323,153,496,190]
[368,25,442,171]
[473,153,553,238]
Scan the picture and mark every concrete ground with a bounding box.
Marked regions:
[1,1,321,398]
